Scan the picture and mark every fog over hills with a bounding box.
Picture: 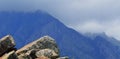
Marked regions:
[0,11,120,59]
[0,0,120,40]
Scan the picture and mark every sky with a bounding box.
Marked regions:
[0,0,120,40]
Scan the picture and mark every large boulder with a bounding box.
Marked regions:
[0,35,68,59]
[0,35,15,56]
[16,36,59,59]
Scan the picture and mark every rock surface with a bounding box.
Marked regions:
[2,51,18,59]
[0,35,68,59]
[36,56,50,59]
[35,49,59,58]
[16,36,59,55]
[0,35,15,56]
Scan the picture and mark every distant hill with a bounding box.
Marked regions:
[0,11,120,59]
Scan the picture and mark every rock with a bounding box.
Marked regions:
[16,36,59,56]
[18,54,32,59]
[2,51,18,59]
[36,56,50,59]
[56,57,69,59]
[25,49,39,59]
[35,49,59,58]
[0,35,15,56]
[0,35,68,59]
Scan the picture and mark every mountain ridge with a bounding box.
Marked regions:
[0,11,120,59]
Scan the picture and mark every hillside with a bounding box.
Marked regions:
[0,11,120,59]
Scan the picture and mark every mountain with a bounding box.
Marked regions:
[0,11,120,59]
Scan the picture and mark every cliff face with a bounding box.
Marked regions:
[0,35,68,59]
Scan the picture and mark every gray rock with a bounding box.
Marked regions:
[16,36,59,58]
[0,35,68,59]
[35,49,59,58]
[25,49,39,59]
[2,51,18,59]
[36,56,50,59]
[18,54,32,59]
[0,35,15,56]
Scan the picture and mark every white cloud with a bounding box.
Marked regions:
[74,21,104,33]
[105,20,120,40]
[72,19,120,40]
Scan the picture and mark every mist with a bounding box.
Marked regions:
[0,0,120,40]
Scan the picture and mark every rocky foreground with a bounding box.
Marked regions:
[0,35,68,59]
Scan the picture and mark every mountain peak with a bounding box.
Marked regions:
[0,11,120,59]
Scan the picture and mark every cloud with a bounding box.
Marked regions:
[73,19,120,40]
[75,21,104,33]
[105,20,120,40]
[0,0,120,40]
